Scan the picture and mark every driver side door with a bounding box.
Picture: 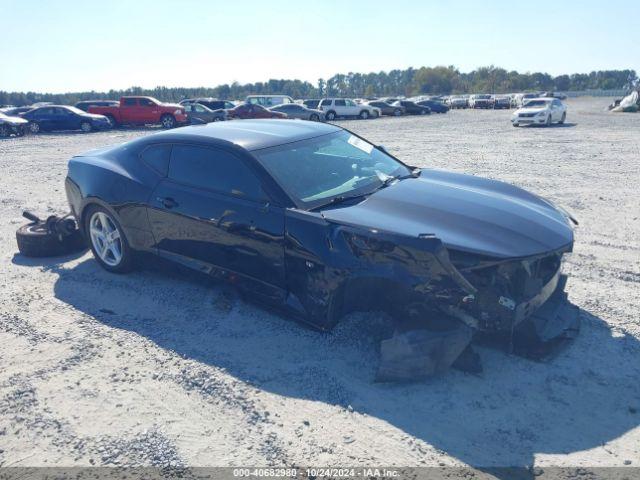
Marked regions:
[147,143,286,300]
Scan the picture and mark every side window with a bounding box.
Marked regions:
[123,98,137,106]
[141,144,171,176]
[345,100,356,106]
[139,98,155,107]
[169,145,265,200]
[320,99,331,106]
[194,104,206,113]
[335,99,346,107]
[224,102,235,109]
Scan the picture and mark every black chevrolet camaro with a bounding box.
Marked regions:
[65,120,579,377]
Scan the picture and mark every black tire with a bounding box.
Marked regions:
[420,109,428,115]
[308,114,318,121]
[84,205,134,273]
[16,223,86,258]
[545,115,552,127]
[80,121,92,133]
[325,111,336,121]
[393,109,402,116]
[0,124,10,137]
[559,112,566,124]
[160,114,176,129]
[359,110,369,120]
[512,123,519,127]
[105,115,118,128]
[29,122,41,134]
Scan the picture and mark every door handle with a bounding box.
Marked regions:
[157,196,178,209]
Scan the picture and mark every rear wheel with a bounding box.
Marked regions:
[85,206,133,273]
[310,113,320,121]
[80,121,92,133]
[325,111,336,121]
[160,114,176,129]
[359,110,369,120]
[29,122,41,134]
[545,115,552,127]
[559,112,566,124]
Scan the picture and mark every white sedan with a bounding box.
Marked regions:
[511,98,567,127]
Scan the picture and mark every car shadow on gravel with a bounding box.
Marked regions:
[49,258,640,474]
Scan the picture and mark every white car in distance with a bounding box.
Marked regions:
[511,98,567,127]
[318,98,381,120]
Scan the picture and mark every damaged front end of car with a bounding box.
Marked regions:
[327,226,580,381]
[375,236,580,380]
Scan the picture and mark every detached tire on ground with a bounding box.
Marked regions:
[16,223,86,257]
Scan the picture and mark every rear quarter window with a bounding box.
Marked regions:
[141,144,172,176]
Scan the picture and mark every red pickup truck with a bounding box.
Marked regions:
[88,96,188,128]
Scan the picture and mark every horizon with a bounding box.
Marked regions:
[2,0,639,94]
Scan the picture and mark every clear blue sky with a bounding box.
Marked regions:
[1,0,638,93]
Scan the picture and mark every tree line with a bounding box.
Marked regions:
[1,66,637,106]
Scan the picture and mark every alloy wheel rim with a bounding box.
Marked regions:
[81,123,91,132]
[89,212,123,267]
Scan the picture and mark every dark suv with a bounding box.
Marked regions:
[180,98,235,111]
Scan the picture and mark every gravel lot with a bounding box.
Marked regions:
[1,98,639,472]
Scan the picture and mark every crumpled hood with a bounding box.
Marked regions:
[321,169,574,258]
[161,103,182,109]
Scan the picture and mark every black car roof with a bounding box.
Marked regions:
[147,119,341,151]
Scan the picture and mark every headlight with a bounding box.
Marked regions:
[536,110,547,116]
[174,109,182,115]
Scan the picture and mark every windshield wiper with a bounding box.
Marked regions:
[312,192,370,211]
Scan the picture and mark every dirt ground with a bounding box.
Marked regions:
[1,98,639,472]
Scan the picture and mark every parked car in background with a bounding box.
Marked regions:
[416,99,449,113]
[303,99,321,109]
[184,103,227,123]
[2,106,38,116]
[180,98,236,111]
[88,96,187,128]
[392,100,430,115]
[75,100,119,112]
[469,94,494,109]
[246,95,294,107]
[511,93,538,108]
[492,95,511,109]
[0,111,29,137]
[227,103,287,120]
[364,100,404,116]
[447,96,469,109]
[20,105,111,133]
[541,92,568,100]
[511,98,567,127]
[269,103,324,121]
[318,98,381,120]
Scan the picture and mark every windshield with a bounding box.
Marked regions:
[254,131,411,209]
[523,100,549,107]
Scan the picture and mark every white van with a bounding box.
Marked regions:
[245,95,294,107]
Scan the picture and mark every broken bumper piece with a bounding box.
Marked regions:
[377,323,473,382]
[510,279,580,359]
[377,275,580,381]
